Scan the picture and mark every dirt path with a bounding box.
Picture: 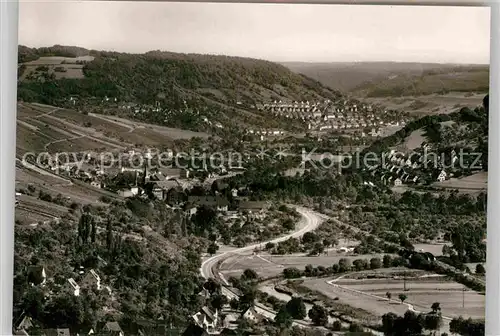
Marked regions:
[88,113,136,133]
[44,135,86,150]
[42,114,128,150]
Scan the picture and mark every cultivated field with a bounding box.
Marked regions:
[362,92,484,116]
[413,243,447,257]
[15,163,122,225]
[16,102,210,155]
[14,101,212,224]
[302,270,485,321]
[379,124,404,138]
[433,172,487,193]
[91,113,212,140]
[219,252,392,279]
[404,129,426,150]
[19,56,95,80]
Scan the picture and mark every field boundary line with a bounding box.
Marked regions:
[326,277,453,321]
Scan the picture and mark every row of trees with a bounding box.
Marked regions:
[381,309,443,336]
[449,316,485,335]
[283,255,403,280]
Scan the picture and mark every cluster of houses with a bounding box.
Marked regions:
[14,266,122,336]
[17,263,271,336]
[257,99,408,135]
[245,129,286,141]
[186,287,265,335]
[365,146,466,187]
[46,151,270,218]
[14,317,124,336]
[183,192,271,219]
[67,268,112,297]
[186,305,263,335]
[26,265,111,299]
[67,96,226,129]
[257,99,369,117]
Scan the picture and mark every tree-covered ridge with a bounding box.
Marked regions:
[18,45,92,63]
[365,104,487,153]
[17,45,341,132]
[353,66,489,97]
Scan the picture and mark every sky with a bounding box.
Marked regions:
[18,1,491,64]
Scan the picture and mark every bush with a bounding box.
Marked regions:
[285,297,307,320]
[332,320,342,331]
[370,257,382,269]
[242,269,258,281]
[283,267,302,279]
[349,323,364,332]
[99,195,112,203]
[265,242,275,250]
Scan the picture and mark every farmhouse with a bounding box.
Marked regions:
[184,203,198,217]
[99,322,124,336]
[437,170,447,182]
[15,315,34,333]
[160,168,182,180]
[187,196,229,212]
[148,183,165,200]
[81,269,102,291]
[241,307,262,323]
[117,188,137,198]
[192,306,219,334]
[237,201,269,213]
[165,186,186,206]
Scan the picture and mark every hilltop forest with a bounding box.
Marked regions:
[17,45,342,132]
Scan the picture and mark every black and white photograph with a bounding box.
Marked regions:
[10,2,490,335]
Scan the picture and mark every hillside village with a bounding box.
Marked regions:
[257,99,408,136]
[364,144,484,188]
[61,95,408,143]
[11,43,490,336]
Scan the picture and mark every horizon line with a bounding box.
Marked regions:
[18,44,490,66]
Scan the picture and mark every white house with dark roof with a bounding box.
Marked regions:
[437,170,447,182]
[101,322,124,336]
[81,269,102,291]
[15,315,33,333]
[192,306,219,334]
[241,307,262,323]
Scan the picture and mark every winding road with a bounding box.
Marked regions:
[200,206,324,282]
[198,205,348,331]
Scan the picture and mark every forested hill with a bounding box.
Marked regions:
[17,45,342,131]
[362,102,489,171]
[283,61,489,97]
